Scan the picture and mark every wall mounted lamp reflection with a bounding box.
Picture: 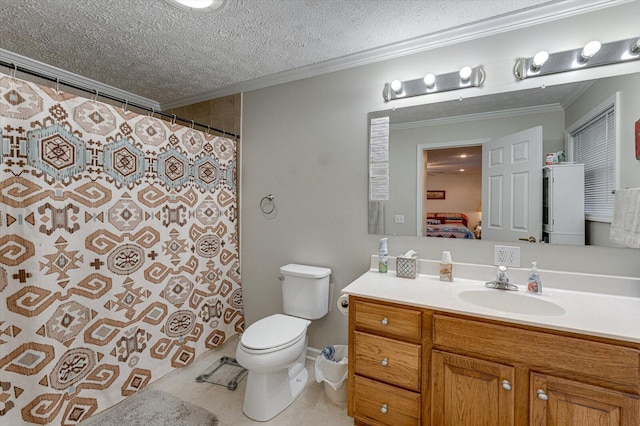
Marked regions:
[383,66,485,102]
[514,37,640,80]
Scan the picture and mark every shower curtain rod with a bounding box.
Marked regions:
[0,60,240,139]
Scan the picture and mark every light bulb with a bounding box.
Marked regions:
[176,0,215,7]
[423,73,436,88]
[581,41,601,60]
[165,0,225,11]
[459,66,472,81]
[390,80,402,93]
[532,51,549,69]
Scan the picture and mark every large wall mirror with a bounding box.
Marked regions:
[368,71,640,248]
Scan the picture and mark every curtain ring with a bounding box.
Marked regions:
[260,194,275,215]
[190,120,194,129]
[206,125,211,135]
[149,108,155,118]
[11,63,17,80]
[93,90,99,103]
[55,77,60,94]
[171,114,176,126]
[122,99,128,112]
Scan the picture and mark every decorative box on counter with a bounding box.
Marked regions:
[396,255,417,279]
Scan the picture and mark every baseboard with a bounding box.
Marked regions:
[306,346,321,361]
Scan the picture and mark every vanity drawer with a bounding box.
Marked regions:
[353,375,420,426]
[354,331,421,391]
[433,315,640,392]
[353,299,422,341]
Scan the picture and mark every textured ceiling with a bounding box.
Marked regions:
[1,0,566,106]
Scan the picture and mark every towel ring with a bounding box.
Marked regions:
[260,194,275,214]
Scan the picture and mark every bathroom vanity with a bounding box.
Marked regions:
[342,263,640,425]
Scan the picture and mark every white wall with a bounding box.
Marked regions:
[241,2,640,349]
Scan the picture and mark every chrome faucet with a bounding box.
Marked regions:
[485,265,518,291]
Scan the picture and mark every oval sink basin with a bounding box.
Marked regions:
[458,290,565,316]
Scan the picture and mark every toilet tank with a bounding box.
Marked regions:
[280,264,331,320]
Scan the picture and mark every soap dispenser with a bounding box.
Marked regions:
[378,238,388,273]
[527,261,542,294]
[439,251,453,282]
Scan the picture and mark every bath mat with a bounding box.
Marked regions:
[81,389,218,426]
[196,356,247,390]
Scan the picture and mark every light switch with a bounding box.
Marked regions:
[394,215,405,224]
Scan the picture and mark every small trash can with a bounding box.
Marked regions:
[315,345,348,403]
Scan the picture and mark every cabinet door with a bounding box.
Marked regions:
[432,350,515,426]
[530,373,640,426]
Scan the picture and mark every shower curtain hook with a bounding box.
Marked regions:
[206,125,211,135]
[190,120,194,129]
[149,108,155,118]
[93,90,99,103]
[55,77,60,94]
[122,99,128,112]
[171,114,176,126]
[11,63,17,80]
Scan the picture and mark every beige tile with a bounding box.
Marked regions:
[105,336,351,425]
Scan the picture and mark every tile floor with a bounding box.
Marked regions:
[84,335,353,425]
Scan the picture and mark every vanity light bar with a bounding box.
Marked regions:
[383,66,485,102]
[514,36,640,80]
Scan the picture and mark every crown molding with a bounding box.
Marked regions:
[391,104,564,131]
[0,48,161,111]
[161,0,631,109]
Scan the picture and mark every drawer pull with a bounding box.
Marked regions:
[537,389,548,401]
[380,403,388,414]
[381,357,388,367]
[501,380,512,391]
[381,317,388,326]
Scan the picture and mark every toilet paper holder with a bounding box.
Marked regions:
[337,294,349,315]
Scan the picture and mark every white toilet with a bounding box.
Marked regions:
[236,263,331,421]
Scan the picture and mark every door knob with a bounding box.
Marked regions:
[380,317,388,325]
[501,380,512,391]
[380,403,388,414]
[537,389,548,401]
[381,357,388,367]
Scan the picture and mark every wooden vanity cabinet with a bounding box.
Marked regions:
[347,295,640,426]
[348,298,430,425]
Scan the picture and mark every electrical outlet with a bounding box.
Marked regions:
[494,245,520,267]
[394,214,405,224]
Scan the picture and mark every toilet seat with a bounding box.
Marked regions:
[240,314,309,354]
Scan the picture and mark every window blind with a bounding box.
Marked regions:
[571,106,616,222]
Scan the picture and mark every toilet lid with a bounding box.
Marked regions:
[241,314,309,350]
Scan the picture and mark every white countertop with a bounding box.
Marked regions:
[342,269,640,344]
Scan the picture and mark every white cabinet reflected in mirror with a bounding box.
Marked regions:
[368,72,640,248]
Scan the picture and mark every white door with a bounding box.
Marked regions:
[482,126,543,242]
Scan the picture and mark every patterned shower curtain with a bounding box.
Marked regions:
[0,73,243,425]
